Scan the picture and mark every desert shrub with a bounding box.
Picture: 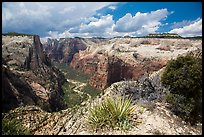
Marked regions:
[133,52,139,59]
[2,117,31,135]
[87,96,136,131]
[165,93,196,118]
[161,55,202,125]
[152,129,164,135]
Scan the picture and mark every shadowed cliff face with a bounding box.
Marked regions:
[2,62,41,112]
[2,35,67,112]
[43,38,87,63]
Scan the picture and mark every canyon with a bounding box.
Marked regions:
[2,35,202,135]
[43,37,202,89]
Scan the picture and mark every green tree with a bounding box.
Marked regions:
[161,55,202,125]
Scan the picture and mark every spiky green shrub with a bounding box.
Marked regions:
[161,55,202,125]
[87,96,136,130]
[2,117,31,135]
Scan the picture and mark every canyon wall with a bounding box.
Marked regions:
[43,37,108,63]
[2,35,67,112]
[71,52,167,89]
[44,37,201,90]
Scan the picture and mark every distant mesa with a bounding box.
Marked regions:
[147,33,181,38]
[2,32,34,36]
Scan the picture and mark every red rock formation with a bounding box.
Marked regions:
[43,38,87,63]
[89,53,109,89]
[70,51,167,90]
[70,52,99,75]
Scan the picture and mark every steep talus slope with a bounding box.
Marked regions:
[2,35,67,112]
[2,61,40,112]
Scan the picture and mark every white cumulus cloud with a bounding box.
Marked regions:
[171,20,195,29]
[169,18,202,37]
[108,6,116,10]
[44,8,174,39]
[113,8,170,36]
[63,14,116,38]
[79,14,114,33]
[2,2,114,36]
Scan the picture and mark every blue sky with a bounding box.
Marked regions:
[2,2,202,40]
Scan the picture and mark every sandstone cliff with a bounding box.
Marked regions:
[43,38,91,63]
[71,51,167,89]
[69,37,201,89]
[2,35,67,112]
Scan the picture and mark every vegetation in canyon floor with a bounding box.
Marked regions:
[83,84,102,98]
[62,82,87,108]
[55,62,102,108]
[54,62,91,83]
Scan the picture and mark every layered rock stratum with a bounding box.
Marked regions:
[2,36,202,135]
[44,37,201,89]
[2,35,67,112]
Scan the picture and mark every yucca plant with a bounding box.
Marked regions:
[87,96,136,131]
[88,103,108,129]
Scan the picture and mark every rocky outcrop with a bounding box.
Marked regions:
[24,35,51,69]
[43,38,87,63]
[101,69,166,104]
[71,51,167,89]
[2,35,67,112]
[70,51,99,74]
